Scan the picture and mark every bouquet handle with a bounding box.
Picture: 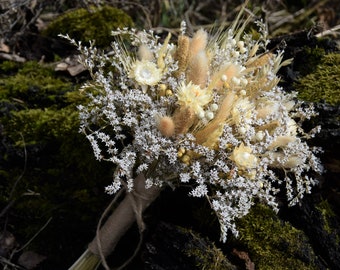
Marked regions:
[69,174,161,270]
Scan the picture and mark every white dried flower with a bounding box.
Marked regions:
[129,60,162,86]
[230,143,258,170]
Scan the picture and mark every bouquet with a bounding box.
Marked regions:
[66,6,322,269]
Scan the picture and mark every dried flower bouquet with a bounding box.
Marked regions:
[66,6,322,270]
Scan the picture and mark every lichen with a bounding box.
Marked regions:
[294,53,340,105]
[233,204,318,270]
[43,5,134,47]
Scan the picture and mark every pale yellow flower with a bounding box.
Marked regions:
[129,60,162,86]
[176,81,211,116]
[230,143,258,170]
[231,97,253,124]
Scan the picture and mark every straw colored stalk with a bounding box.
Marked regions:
[69,174,161,270]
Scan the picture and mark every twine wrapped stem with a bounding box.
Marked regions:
[69,174,161,270]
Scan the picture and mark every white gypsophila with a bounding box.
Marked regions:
[64,12,323,242]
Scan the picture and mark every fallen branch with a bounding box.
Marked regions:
[0,52,26,63]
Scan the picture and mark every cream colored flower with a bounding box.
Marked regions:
[230,143,258,170]
[256,99,279,119]
[231,97,253,124]
[129,60,162,86]
[176,81,211,116]
[287,119,297,136]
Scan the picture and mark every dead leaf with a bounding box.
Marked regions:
[55,56,86,76]
[0,40,10,53]
[232,248,255,270]
[18,251,46,269]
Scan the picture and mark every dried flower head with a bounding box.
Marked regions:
[176,81,211,117]
[65,7,323,242]
[129,60,162,86]
[230,143,258,170]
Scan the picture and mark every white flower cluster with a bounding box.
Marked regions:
[65,13,322,242]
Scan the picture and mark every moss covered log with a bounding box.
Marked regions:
[0,60,113,268]
[294,52,340,105]
[233,204,319,270]
[43,6,134,48]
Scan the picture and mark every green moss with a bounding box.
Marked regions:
[0,60,19,74]
[315,199,337,236]
[0,59,113,267]
[43,6,134,47]
[5,107,78,145]
[0,61,75,108]
[234,204,317,270]
[294,53,340,105]
[180,227,236,270]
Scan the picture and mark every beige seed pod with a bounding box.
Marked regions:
[138,44,154,61]
[188,29,208,62]
[157,32,171,70]
[267,136,296,150]
[269,152,304,168]
[246,53,273,68]
[186,51,209,88]
[172,106,196,135]
[157,116,175,137]
[174,35,190,76]
[195,91,235,148]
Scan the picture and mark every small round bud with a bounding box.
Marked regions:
[181,154,190,164]
[237,41,244,48]
[240,47,247,54]
[221,74,228,82]
[240,89,246,96]
[210,103,219,111]
[255,131,265,141]
[177,147,186,157]
[205,111,214,121]
[232,51,240,58]
[231,77,240,85]
[198,110,205,119]
[239,126,246,135]
[240,78,248,86]
[158,84,167,91]
[165,89,173,96]
[179,147,186,154]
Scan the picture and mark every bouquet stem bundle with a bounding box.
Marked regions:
[69,174,160,270]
